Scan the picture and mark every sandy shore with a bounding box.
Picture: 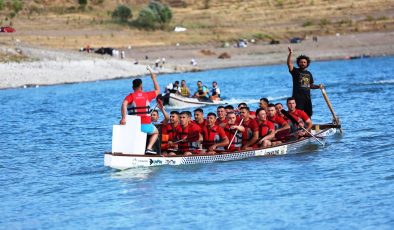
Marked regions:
[1,31,393,90]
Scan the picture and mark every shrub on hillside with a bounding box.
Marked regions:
[112,5,132,23]
[0,0,4,11]
[135,1,172,30]
[12,0,23,13]
[135,7,156,29]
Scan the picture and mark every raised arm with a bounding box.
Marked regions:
[287,47,294,72]
[157,99,169,124]
[147,66,160,95]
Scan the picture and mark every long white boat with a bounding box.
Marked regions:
[104,115,340,170]
[161,93,225,108]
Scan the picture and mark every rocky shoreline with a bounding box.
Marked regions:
[1,31,393,90]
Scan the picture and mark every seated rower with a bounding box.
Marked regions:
[174,111,202,155]
[267,103,290,144]
[285,97,313,138]
[225,104,242,123]
[239,106,259,150]
[193,81,210,100]
[201,113,229,154]
[210,81,221,101]
[215,106,227,128]
[224,112,244,151]
[165,81,180,94]
[151,98,169,125]
[193,108,206,130]
[275,103,285,119]
[179,80,191,97]
[161,111,181,155]
[259,98,269,111]
[238,102,256,119]
[255,108,275,148]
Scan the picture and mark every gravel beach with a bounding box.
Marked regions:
[1,31,393,90]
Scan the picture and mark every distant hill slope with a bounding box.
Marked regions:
[0,0,393,48]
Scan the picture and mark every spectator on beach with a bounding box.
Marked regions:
[287,47,323,117]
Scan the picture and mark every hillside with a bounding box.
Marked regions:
[0,0,393,49]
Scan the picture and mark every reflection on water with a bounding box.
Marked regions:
[110,167,158,181]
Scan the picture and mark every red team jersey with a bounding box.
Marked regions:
[268,114,288,127]
[241,119,259,145]
[257,120,275,138]
[176,123,201,152]
[202,125,227,149]
[124,90,156,124]
[287,109,310,123]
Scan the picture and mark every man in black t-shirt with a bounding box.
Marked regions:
[287,47,323,117]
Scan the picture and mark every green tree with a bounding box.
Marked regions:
[112,5,132,23]
[12,0,23,13]
[78,0,87,10]
[135,6,156,29]
[148,1,172,25]
[135,1,173,30]
[0,0,4,11]
[79,0,87,6]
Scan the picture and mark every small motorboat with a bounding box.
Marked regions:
[160,93,225,108]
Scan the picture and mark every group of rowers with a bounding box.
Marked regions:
[164,79,221,101]
[121,48,322,155]
[150,97,312,156]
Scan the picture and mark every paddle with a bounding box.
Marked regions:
[227,118,244,149]
[320,87,343,133]
[281,109,325,146]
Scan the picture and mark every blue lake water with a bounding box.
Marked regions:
[1,56,393,229]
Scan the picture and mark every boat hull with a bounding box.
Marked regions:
[166,93,224,108]
[104,127,338,170]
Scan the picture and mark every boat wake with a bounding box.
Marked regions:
[358,79,394,86]
[224,95,289,106]
[161,95,289,109]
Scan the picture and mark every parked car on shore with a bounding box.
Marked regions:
[290,37,302,43]
[0,26,16,33]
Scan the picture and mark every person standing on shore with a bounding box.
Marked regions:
[119,66,160,155]
[287,47,323,117]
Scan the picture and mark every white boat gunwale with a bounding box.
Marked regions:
[104,124,339,170]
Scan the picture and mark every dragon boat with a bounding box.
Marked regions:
[104,121,339,170]
[104,88,341,170]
